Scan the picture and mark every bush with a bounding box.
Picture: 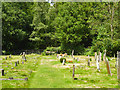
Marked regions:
[60,58,66,63]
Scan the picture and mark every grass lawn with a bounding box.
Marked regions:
[1,54,119,88]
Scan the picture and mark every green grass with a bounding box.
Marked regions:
[1,54,119,88]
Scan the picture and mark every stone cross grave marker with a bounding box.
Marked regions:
[95,52,97,61]
[1,69,4,76]
[88,55,90,67]
[96,56,100,72]
[106,58,112,76]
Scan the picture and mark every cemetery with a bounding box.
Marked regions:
[1,50,119,88]
[1,1,120,89]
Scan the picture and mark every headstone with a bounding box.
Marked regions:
[15,62,17,67]
[99,52,101,62]
[72,64,75,79]
[117,52,120,80]
[77,57,79,61]
[17,61,19,64]
[96,56,100,72]
[22,52,27,61]
[11,67,14,69]
[62,59,65,65]
[106,58,112,76]
[9,77,13,80]
[95,52,97,61]
[115,51,118,68]
[22,61,24,64]
[24,77,28,81]
[5,57,7,60]
[88,55,90,67]
[9,54,11,58]
[103,49,106,62]
[72,50,74,58]
[1,69,4,76]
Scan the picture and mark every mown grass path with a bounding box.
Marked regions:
[28,56,74,88]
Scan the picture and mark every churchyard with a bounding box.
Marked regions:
[1,51,119,88]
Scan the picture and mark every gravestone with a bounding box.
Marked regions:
[115,51,118,68]
[24,77,28,81]
[9,77,13,80]
[72,64,75,79]
[22,52,27,61]
[99,52,101,62]
[106,58,112,76]
[95,52,97,61]
[96,56,100,72]
[5,57,7,60]
[117,52,120,80]
[62,59,65,65]
[1,69,4,76]
[88,55,90,67]
[77,58,79,61]
[103,49,106,62]
[11,67,14,69]
[72,50,74,58]
[17,61,19,64]
[9,54,11,58]
[15,62,17,67]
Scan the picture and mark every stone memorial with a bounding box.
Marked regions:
[1,69,4,76]
[106,58,112,76]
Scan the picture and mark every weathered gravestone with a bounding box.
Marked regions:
[77,57,79,61]
[1,69,4,76]
[72,50,74,58]
[88,55,90,67]
[11,67,14,69]
[72,64,75,79]
[96,56,100,72]
[22,52,27,62]
[95,52,97,61]
[103,49,106,62]
[115,51,118,68]
[22,61,24,64]
[62,59,65,65]
[15,62,17,67]
[5,56,7,60]
[117,52,120,81]
[17,61,19,64]
[106,58,112,76]
[98,52,101,62]
[9,54,11,58]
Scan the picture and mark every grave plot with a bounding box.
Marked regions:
[53,54,118,88]
[1,54,41,88]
